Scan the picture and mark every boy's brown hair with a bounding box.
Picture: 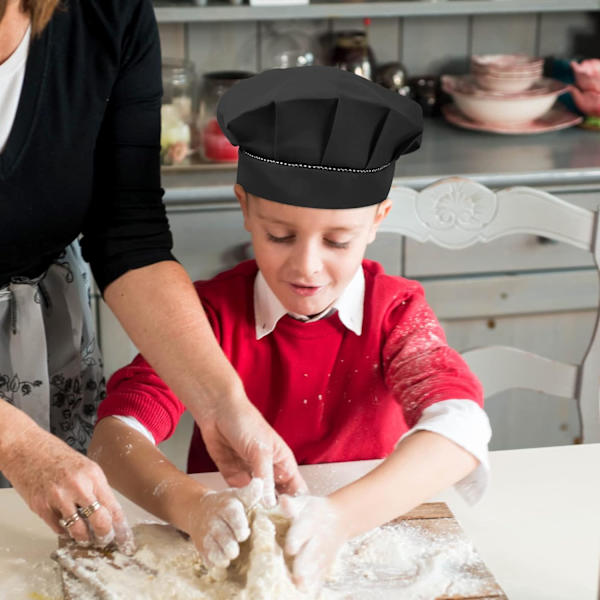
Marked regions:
[0,0,61,36]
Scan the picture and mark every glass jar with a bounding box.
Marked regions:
[196,71,254,163]
[262,26,315,70]
[160,58,197,166]
[329,31,376,81]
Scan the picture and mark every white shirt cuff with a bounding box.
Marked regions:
[398,399,492,505]
[112,415,157,445]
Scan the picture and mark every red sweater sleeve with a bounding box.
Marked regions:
[381,282,483,428]
[96,297,221,443]
[96,353,185,443]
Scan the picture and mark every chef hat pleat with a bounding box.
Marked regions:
[218,66,423,209]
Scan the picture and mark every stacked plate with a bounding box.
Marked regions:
[441,54,582,134]
[470,54,543,93]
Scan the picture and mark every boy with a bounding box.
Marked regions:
[89,66,491,593]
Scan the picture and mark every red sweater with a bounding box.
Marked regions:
[98,260,483,473]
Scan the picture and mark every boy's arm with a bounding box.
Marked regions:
[284,430,477,593]
[285,284,488,592]
[89,417,262,568]
[381,283,490,501]
[103,261,305,503]
[89,417,195,526]
[331,429,476,534]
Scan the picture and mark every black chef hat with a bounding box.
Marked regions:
[217,66,423,209]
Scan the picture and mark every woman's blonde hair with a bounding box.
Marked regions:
[0,0,61,36]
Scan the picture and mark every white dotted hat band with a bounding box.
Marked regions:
[242,150,392,174]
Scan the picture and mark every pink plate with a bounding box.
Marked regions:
[442,103,583,134]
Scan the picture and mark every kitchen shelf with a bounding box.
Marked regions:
[161,117,600,205]
[154,0,600,23]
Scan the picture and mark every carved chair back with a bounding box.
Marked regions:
[383,177,600,442]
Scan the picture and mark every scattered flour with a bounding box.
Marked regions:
[0,553,62,600]
[322,520,490,599]
[55,506,495,600]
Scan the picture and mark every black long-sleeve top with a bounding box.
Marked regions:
[0,0,175,292]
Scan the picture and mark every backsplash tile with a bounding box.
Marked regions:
[159,23,186,60]
[471,13,538,57]
[401,16,469,76]
[158,10,596,78]
[187,21,259,74]
[538,11,598,59]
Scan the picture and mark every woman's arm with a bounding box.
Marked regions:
[103,260,306,502]
[89,416,263,567]
[80,0,304,501]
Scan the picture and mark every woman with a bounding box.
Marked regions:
[0,0,304,551]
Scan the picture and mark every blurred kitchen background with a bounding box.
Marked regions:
[96,2,600,468]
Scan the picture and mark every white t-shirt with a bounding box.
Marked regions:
[0,26,30,153]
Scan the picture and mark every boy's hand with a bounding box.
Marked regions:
[198,399,308,506]
[189,478,263,569]
[281,494,348,595]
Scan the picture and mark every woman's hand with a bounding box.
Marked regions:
[186,478,264,569]
[198,398,308,506]
[1,422,134,553]
[281,494,349,595]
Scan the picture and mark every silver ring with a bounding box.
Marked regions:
[59,511,81,529]
[77,500,101,519]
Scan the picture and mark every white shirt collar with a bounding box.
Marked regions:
[254,266,365,340]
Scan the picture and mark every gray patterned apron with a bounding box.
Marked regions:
[0,242,105,487]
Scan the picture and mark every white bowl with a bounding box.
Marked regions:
[442,75,568,125]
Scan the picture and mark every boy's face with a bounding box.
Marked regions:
[236,185,391,317]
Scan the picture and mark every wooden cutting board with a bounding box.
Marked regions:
[55,537,159,600]
[390,502,507,599]
[57,502,507,600]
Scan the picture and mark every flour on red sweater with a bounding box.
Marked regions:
[98,260,482,473]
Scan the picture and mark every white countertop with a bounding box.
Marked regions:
[1,444,599,599]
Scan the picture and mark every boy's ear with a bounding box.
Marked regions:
[234,184,251,231]
[375,199,392,225]
[367,199,392,243]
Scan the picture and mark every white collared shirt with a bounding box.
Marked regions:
[118,265,491,503]
[254,266,365,339]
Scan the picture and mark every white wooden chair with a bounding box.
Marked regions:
[383,177,600,443]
